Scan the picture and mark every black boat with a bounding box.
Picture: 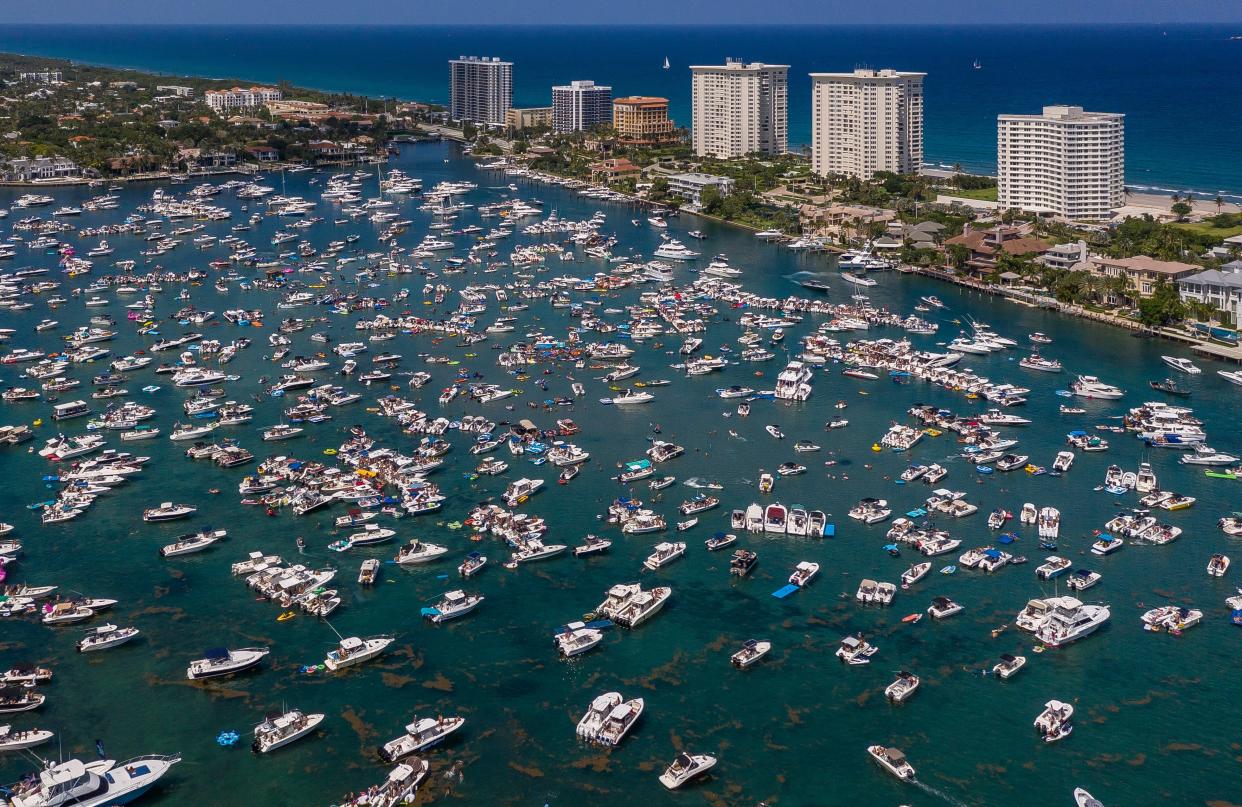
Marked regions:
[797,278,832,293]
[1148,378,1191,397]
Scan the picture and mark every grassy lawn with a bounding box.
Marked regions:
[1171,221,1242,239]
[937,185,998,201]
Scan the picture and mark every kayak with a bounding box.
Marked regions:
[902,613,922,624]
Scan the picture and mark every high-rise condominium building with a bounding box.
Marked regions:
[551,80,613,133]
[690,60,788,159]
[612,97,677,144]
[997,105,1125,221]
[449,56,513,126]
[809,68,924,179]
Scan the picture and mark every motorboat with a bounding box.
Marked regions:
[422,590,484,623]
[252,709,325,753]
[1066,569,1102,591]
[394,540,449,565]
[1069,375,1124,399]
[0,754,181,805]
[1034,700,1074,743]
[1208,554,1231,577]
[1036,599,1110,647]
[1161,355,1201,374]
[337,760,428,807]
[884,671,920,703]
[643,541,687,570]
[143,502,197,522]
[0,724,53,752]
[1141,605,1203,633]
[867,745,915,780]
[458,551,487,577]
[591,697,644,746]
[789,561,819,586]
[705,533,737,552]
[576,692,622,741]
[658,752,717,790]
[556,622,605,657]
[324,635,394,671]
[75,622,138,652]
[901,562,931,588]
[1075,789,1104,807]
[835,635,878,665]
[927,596,963,619]
[186,646,270,679]
[1091,534,1124,555]
[379,716,464,761]
[730,639,771,668]
[160,528,227,558]
[729,549,758,577]
[573,535,612,557]
[992,653,1026,680]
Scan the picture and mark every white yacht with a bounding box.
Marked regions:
[77,623,139,653]
[142,502,197,522]
[1161,355,1201,374]
[643,541,686,570]
[252,709,325,753]
[379,716,464,761]
[653,239,700,260]
[867,745,915,780]
[1069,375,1124,399]
[422,590,483,623]
[0,754,180,806]
[658,752,717,790]
[186,647,269,679]
[323,635,394,671]
[1036,599,1110,646]
[394,540,448,565]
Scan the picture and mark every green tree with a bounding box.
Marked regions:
[1171,201,1192,222]
[1137,280,1186,327]
[946,243,971,271]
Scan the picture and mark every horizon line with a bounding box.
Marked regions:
[3,21,1240,28]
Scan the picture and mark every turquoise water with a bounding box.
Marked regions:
[2,24,1242,197]
[1,141,1241,805]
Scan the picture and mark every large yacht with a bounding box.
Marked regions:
[1,754,181,807]
[1069,375,1124,399]
[1035,598,1111,647]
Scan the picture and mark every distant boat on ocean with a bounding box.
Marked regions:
[663,57,670,70]
[973,59,982,70]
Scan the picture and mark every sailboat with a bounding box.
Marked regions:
[663,57,670,70]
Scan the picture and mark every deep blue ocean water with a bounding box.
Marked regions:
[2,24,1242,196]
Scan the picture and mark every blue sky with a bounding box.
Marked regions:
[4,0,1242,25]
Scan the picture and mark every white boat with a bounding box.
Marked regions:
[324,635,394,671]
[607,389,654,405]
[338,760,428,807]
[379,716,464,761]
[1208,554,1230,577]
[992,653,1026,679]
[884,671,920,703]
[867,745,915,780]
[901,562,931,587]
[835,635,878,665]
[592,697,644,746]
[643,541,686,570]
[556,622,605,657]
[1036,599,1111,647]
[0,754,181,806]
[1070,375,1124,399]
[1074,788,1104,807]
[730,639,771,668]
[576,692,622,741]
[394,540,448,565]
[160,528,227,558]
[186,647,269,679]
[143,502,196,522]
[1034,700,1074,743]
[252,709,325,753]
[789,561,819,586]
[0,724,54,752]
[658,752,718,790]
[1161,355,1201,374]
[927,596,963,619]
[77,623,139,652]
[423,590,483,623]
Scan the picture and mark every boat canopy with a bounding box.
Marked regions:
[204,647,229,660]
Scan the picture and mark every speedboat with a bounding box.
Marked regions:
[1069,375,1124,399]
[143,502,197,522]
[789,561,819,586]
[379,716,464,761]
[927,596,963,619]
[252,709,325,753]
[576,692,622,741]
[835,634,877,665]
[1034,700,1074,743]
[0,754,181,805]
[644,541,686,570]
[591,697,644,746]
[573,535,612,557]
[77,623,140,652]
[730,639,771,668]
[422,590,483,623]
[186,646,270,679]
[556,622,605,657]
[884,671,920,703]
[992,653,1026,679]
[867,745,915,780]
[900,562,931,588]
[160,528,227,558]
[324,635,394,671]
[394,540,449,565]
[658,752,717,790]
[0,724,54,752]
[1161,355,1201,374]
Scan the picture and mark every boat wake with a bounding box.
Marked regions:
[911,780,970,807]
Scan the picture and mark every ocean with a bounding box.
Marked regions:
[0,142,1240,805]
[1,24,1241,197]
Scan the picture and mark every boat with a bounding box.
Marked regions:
[1066,569,1102,591]
[1149,378,1191,396]
[729,549,758,577]
[186,646,270,679]
[643,541,686,570]
[900,562,931,587]
[730,639,771,668]
[574,535,612,557]
[789,561,819,586]
[458,551,487,577]
[0,724,54,752]
[867,745,915,780]
[884,671,920,703]
[252,709,325,753]
[324,635,394,671]
[1036,598,1111,647]
[143,502,197,522]
[576,692,622,741]
[394,540,449,565]
[1208,554,1230,577]
[77,623,140,652]
[1161,355,1201,374]
[835,634,878,665]
[556,622,606,657]
[657,752,717,791]
[1074,788,1104,807]
[928,596,962,619]
[590,697,644,746]
[379,715,464,761]
[422,590,484,623]
[0,754,181,806]
[358,558,381,586]
[160,528,227,558]
[705,532,737,552]
[1034,700,1074,743]
[992,653,1026,679]
[1069,375,1124,400]
[338,760,428,807]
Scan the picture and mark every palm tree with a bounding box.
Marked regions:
[1215,194,1225,216]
